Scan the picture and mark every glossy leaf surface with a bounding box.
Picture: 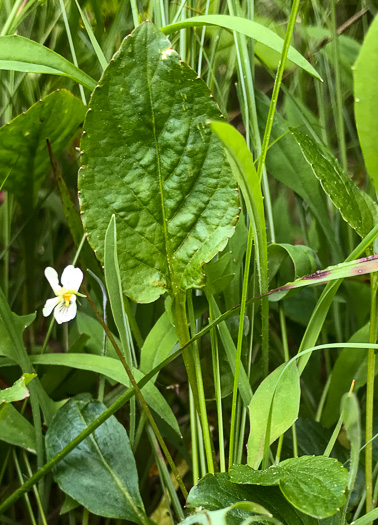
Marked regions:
[231,456,348,518]
[291,128,378,239]
[79,22,239,303]
[187,472,324,525]
[45,394,149,523]
[0,90,85,206]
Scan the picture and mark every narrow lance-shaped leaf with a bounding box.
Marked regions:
[161,15,321,81]
[0,35,96,90]
[79,22,239,303]
[291,128,378,239]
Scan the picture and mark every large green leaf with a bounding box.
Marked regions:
[79,22,239,303]
[291,128,378,239]
[186,472,324,525]
[161,15,321,80]
[45,394,150,524]
[231,456,348,519]
[0,89,85,206]
[0,35,96,90]
[354,15,378,194]
[247,363,300,469]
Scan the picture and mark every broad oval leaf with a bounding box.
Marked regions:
[0,89,85,206]
[354,15,378,194]
[231,456,348,519]
[79,22,239,303]
[187,472,322,525]
[247,363,300,469]
[45,393,149,524]
[0,35,96,90]
[291,128,378,239]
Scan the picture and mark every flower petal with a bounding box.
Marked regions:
[44,267,60,294]
[42,297,61,317]
[61,265,83,291]
[54,299,77,324]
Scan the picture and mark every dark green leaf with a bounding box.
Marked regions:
[79,22,239,303]
[0,90,85,206]
[0,404,36,452]
[291,128,378,239]
[187,472,321,525]
[255,92,341,258]
[231,456,348,519]
[45,393,149,523]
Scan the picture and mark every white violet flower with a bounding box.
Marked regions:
[43,265,85,324]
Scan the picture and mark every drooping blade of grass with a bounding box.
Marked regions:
[0,35,96,90]
[161,15,321,80]
[291,128,378,239]
[0,353,181,438]
[79,22,239,304]
[354,14,378,195]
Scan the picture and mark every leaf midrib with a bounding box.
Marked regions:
[75,402,145,522]
[145,38,176,296]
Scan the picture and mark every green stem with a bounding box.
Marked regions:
[21,451,48,525]
[189,387,200,484]
[12,450,37,525]
[186,291,215,473]
[366,272,378,514]
[83,285,188,499]
[229,226,253,468]
[207,290,226,472]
